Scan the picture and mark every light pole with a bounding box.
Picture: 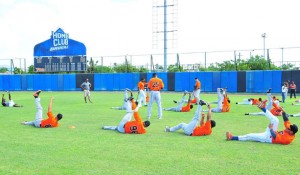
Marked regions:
[261,33,266,58]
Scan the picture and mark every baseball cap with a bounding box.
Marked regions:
[290,124,298,134]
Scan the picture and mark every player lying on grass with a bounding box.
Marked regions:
[245,89,283,116]
[203,88,230,113]
[111,88,133,110]
[236,98,261,105]
[21,90,63,128]
[226,100,298,145]
[292,99,300,106]
[163,91,193,112]
[165,100,216,136]
[103,94,150,134]
[2,92,23,107]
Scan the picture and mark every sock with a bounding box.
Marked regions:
[261,108,266,113]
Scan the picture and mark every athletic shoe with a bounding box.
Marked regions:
[165,126,170,132]
[158,117,162,120]
[199,100,207,106]
[173,100,178,103]
[226,132,233,140]
[290,115,294,117]
[245,113,249,115]
[236,102,238,104]
[33,90,42,97]
[292,103,294,106]
[266,88,272,93]
[258,100,267,109]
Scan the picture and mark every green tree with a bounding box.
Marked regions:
[94,65,113,73]
[113,63,139,73]
[0,67,8,73]
[13,67,23,74]
[27,65,34,74]
[86,57,98,73]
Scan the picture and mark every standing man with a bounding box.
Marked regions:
[147,73,164,119]
[192,77,201,103]
[21,90,63,128]
[137,78,147,107]
[165,100,216,136]
[81,78,92,103]
[281,82,288,103]
[289,81,297,99]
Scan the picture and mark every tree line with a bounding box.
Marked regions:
[0,55,298,74]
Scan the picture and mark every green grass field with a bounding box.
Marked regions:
[0,91,299,175]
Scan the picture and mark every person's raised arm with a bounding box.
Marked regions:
[48,96,54,113]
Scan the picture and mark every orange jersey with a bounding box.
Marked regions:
[138,81,145,91]
[222,95,230,112]
[40,112,59,128]
[124,112,146,134]
[181,101,191,112]
[194,79,201,89]
[191,121,212,136]
[190,98,197,104]
[272,121,296,145]
[270,102,282,116]
[148,77,164,91]
[252,99,260,105]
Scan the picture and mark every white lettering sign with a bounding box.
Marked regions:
[50,30,69,52]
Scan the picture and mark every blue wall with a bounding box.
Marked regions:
[0,70,297,92]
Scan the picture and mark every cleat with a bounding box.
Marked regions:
[258,100,267,109]
[266,88,272,93]
[199,100,207,106]
[173,100,178,103]
[292,103,294,106]
[158,117,162,120]
[226,132,233,140]
[165,126,170,132]
[236,102,238,104]
[33,90,42,97]
[290,115,294,117]
[245,113,249,115]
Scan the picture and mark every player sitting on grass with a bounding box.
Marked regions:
[165,100,216,136]
[103,94,150,134]
[163,91,193,112]
[21,90,63,128]
[226,100,298,145]
[2,92,23,107]
[203,88,230,113]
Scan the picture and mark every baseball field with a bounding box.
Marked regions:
[0,91,299,175]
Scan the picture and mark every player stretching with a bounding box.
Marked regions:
[103,96,150,134]
[2,92,23,107]
[204,88,230,113]
[21,90,63,128]
[165,100,216,136]
[236,98,261,105]
[137,78,147,107]
[163,91,193,112]
[192,77,201,103]
[147,73,164,119]
[111,88,133,110]
[226,100,298,145]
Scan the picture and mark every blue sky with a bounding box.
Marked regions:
[0,0,300,68]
